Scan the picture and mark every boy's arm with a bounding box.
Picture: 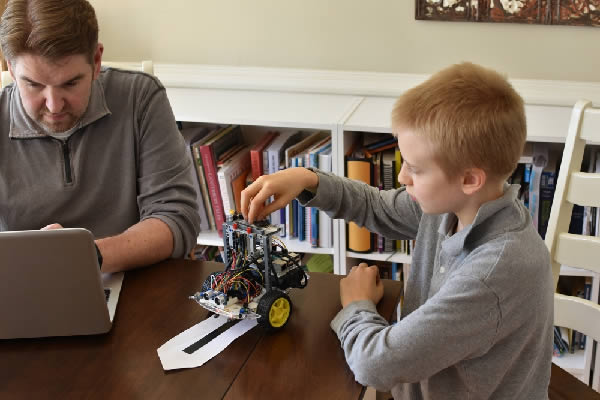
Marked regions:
[241,167,318,223]
[298,169,421,240]
[331,273,500,391]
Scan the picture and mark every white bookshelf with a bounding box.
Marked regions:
[166,87,361,274]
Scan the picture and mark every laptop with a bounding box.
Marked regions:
[0,228,124,339]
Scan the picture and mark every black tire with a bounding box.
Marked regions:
[257,289,292,331]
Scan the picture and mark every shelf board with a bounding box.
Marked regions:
[343,96,395,133]
[281,238,334,255]
[387,252,412,264]
[167,87,361,130]
[342,97,570,143]
[346,251,411,264]
[560,265,598,277]
[196,231,334,255]
[196,230,223,247]
[553,350,586,382]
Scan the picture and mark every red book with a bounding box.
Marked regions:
[198,125,241,236]
[250,131,279,181]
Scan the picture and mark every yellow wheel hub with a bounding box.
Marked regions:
[269,297,291,328]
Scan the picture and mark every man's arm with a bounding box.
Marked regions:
[42,219,175,273]
[96,218,173,273]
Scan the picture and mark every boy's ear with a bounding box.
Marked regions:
[461,167,486,195]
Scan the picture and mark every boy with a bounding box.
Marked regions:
[241,62,553,399]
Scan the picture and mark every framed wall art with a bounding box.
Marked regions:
[415,0,600,27]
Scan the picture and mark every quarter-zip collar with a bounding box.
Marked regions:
[437,184,522,256]
[8,77,111,139]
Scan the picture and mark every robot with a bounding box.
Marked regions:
[190,212,308,330]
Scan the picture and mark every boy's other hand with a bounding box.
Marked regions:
[240,167,318,223]
[340,263,384,308]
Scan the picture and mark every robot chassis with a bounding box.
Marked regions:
[190,213,308,330]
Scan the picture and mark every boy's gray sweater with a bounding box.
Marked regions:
[299,171,553,400]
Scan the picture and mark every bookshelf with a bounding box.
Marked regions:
[166,87,362,273]
[162,66,600,388]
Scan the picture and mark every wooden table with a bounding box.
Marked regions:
[2,259,598,399]
[0,259,402,399]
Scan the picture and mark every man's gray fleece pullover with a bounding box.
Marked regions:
[0,68,200,258]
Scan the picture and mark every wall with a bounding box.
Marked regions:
[90,0,600,82]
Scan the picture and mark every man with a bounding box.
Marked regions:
[0,0,201,272]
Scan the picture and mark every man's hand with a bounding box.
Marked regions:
[41,223,64,230]
[241,167,318,223]
[340,263,384,308]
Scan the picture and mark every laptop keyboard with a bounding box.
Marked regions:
[104,288,111,302]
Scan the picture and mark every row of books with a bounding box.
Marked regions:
[178,123,334,247]
[179,123,247,237]
[554,276,594,356]
[345,133,413,255]
[508,143,559,239]
[509,145,600,241]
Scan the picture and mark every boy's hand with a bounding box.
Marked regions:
[340,263,384,308]
[240,167,318,223]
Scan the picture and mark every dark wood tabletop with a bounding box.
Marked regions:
[0,259,402,400]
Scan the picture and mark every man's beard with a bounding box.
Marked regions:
[37,111,80,134]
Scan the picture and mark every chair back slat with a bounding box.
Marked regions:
[567,172,600,207]
[554,233,600,274]
[554,293,600,343]
[579,106,600,143]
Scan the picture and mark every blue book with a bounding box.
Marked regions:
[308,140,332,247]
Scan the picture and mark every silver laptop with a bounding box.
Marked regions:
[0,228,124,339]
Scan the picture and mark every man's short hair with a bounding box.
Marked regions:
[392,62,526,181]
[0,0,98,64]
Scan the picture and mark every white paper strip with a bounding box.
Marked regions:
[157,315,258,371]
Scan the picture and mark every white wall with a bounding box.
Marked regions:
[90,0,600,82]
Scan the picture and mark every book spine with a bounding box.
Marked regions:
[192,144,215,230]
[346,158,373,252]
[186,146,209,232]
[217,171,233,218]
[199,145,225,236]
[250,149,263,181]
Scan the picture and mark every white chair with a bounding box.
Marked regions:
[544,99,600,391]
[1,60,153,88]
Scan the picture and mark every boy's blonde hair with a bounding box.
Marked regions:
[392,62,526,181]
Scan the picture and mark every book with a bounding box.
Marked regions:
[250,131,279,181]
[307,137,332,247]
[179,125,211,232]
[537,149,559,239]
[528,145,548,230]
[381,150,396,252]
[318,148,333,248]
[198,125,242,236]
[346,157,373,252]
[265,131,304,228]
[283,131,328,238]
[217,148,251,217]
